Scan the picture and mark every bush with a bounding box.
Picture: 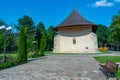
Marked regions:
[31,52,39,58]
[0,55,19,70]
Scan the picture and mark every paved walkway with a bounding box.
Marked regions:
[0,52,119,80]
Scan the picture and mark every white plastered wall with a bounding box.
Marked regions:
[53,26,98,53]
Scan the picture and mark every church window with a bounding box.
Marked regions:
[73,38,76,44]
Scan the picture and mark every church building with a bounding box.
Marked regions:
[53,9,98,53]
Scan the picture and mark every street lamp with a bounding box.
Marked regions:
[0,25,12,62]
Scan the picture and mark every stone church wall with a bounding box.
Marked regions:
[53,27,98,53]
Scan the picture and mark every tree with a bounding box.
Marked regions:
[18,27,27,62]
[108,10,120,50]
[47,26,56,51]
[0,20,10,52]
[9,32,18,52]
[0,19,6,26]
[16,15,35,35]
[40,30,47,56]
[0,21,18,52]
[16,15,35,52]
[0,20,6,51]
[37,22,45,33]
[36,22,46,53]
[0,32,4,51]
[96,24,109,47]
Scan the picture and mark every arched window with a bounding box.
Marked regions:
[73,38,76,44]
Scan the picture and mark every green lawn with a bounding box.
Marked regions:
[94,56,120,63]
[45,51,53,54]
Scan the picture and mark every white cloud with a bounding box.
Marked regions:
[115,0,120,2]
[93,0,114,7]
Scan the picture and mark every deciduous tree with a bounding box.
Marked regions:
[108,10,120,50]
[96,24,109,47]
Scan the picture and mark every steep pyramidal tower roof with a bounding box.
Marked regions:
[57,9,93,27]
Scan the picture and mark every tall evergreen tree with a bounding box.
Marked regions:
[37,22,45,33]
[16,15,35,52]
[36,22,46,53]
[18,27,27,62]
[40,30,47,56]
[47,26,56,51]
[16,15,35,35]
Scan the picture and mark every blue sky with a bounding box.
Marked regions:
[0,0,120,29]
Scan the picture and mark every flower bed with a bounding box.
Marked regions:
[99,47,108,52]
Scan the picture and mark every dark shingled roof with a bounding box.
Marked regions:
[57,9,93,27]
[55,9,98,33]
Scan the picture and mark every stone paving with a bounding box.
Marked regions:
[0,52,120,80]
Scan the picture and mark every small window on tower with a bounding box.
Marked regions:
[73,38,76,44]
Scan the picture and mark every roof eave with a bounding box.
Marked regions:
[54,24,98,33]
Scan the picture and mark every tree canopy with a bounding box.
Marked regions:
[109,10,120,43]
[108,10,120,50]
[16,15,36,52]
[16,15,35,36]
[96,24,109,47]
[0,19,6,26]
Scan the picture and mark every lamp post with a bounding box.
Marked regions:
[0,25,12,62]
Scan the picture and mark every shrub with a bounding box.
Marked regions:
[0,55,19,70]
[31,52,39,58]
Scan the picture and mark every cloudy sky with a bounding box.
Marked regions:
[0,0,120,29]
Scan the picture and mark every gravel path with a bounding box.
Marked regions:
[0,52,119,80]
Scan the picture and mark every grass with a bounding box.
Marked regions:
[0,52,34,70]
[45,51,53,54]
[116,68,120,80]
[0,52,35,58]
[94,56,120,63]
[93,56,120,80]
[99,50,109,53]
[0,53,17,58]
[45,51,111,55]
